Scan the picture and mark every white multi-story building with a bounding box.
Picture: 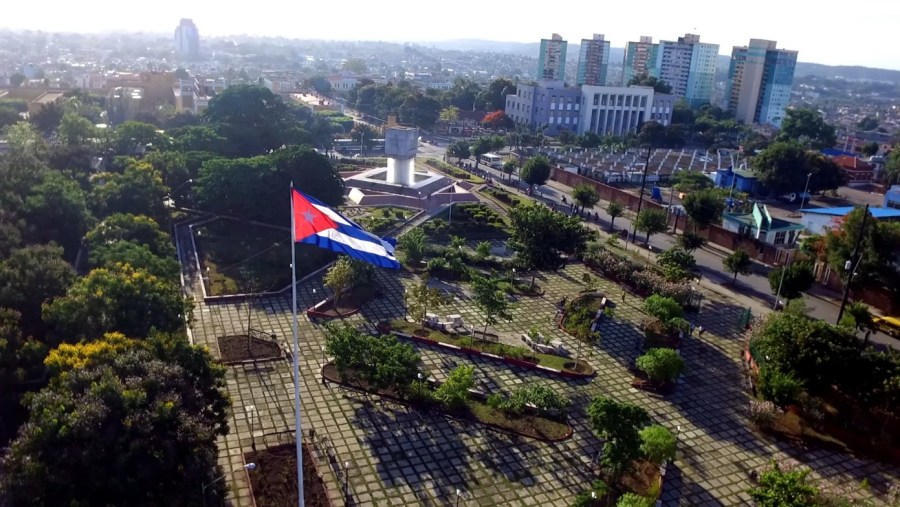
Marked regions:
[174,19,200,58]
[657,34,718,108]
[726,39,797,127]
[578,85,655,136]
[537,34,568,81]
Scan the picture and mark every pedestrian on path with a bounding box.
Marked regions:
[697,325,705,337]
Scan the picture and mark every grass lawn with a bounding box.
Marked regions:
[422,158,486,184]
[466,398,570,440]
[389,319,593,375]
[195,218,335,296]
[561,293,604,339]
[356,206,414,235]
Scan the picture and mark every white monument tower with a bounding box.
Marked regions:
[384,127,419,187]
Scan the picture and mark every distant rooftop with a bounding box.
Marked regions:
[800,207,900,219]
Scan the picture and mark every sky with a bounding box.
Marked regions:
[3,0,899,70]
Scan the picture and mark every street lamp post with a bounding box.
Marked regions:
[202,463,256,507]
[630,145,653,244]
[456,488,462,507]
[343,461,351,501]
[836,204,870,324]
[799,172,812,211]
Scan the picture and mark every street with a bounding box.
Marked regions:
[416,141,897,349]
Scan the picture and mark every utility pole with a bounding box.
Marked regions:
[836,204,869,324]
[630,145,652,243]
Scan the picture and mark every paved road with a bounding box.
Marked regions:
[420,143,898,349]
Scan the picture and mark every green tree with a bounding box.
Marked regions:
[0,244,76,330]
[88,241,179,281]
[634,208,667,244]
[397,227,427,265]
[447,140,470,161]
[23,170,93,258]
[768,262,815,300]
[776,108,837,149]
[839,301,874,332]
[571,183,599,214]
[558,129,576,146]
[643,295,684,323]
[405,281,447,325]
[677,231,706,252]
[639,425,677,464]
[111,121,168,155]
[168,125,229,154]
[325,324,420,392]
[84,213,174,258]
[0,106,21,129]
[0,309,48,422]
[502,159,518,181]
[3,121,47,160]
[587,397,650,474]
[475,240,492,261]
[758,367,804,407]
[324,256,355,308]
[43,264,187,343]
[657,247,696,272]
[471,136,493,165]
[195,146,343,226]
[723,248,753,284]
[519,155,552,190]
[636,348,685,383]
[627,74,672,94]
[29,101,65,136]
[476,78,516,111]
[433,364,474,410]
[825,206,900,290]
[860,141,879,157]
[471,275,512,338]
[9,73,26,87]
[0,336,229,507]
[884,149,900,185]
[90,160,169,223]
[857,116,879,131]
[508,204,595,285]
[671,171,714,191]
[439,106,460,122]
[682,188,725,231]
[57,111,96,146]
[204,84,306,157]
[748,462,819,507]
[606,200,624,231]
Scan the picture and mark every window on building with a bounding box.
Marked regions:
[773,231,786,245]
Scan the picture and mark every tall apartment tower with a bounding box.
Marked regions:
[657,33,719,108]
[537,34,568,81]
[576,34,611,86]
[623,36,659,85]
[174,19,200,57]
[726,39,797,127]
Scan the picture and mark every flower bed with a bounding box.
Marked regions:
[306,284,381,319]
[217,335,283,364]
[582,247,691,305]
[381,320,594,378]
[424,158,486,184]
[321,362,572,441]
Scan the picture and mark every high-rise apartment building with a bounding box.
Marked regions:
[537,34,568,81]
[657,34,718,108]
[576,34,611,86]
[725,39,797,127]
[174,19,200,57]
[623,36,659,85]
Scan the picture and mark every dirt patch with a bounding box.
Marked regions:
[245,443,330,507]
[309,284,381,317]
[217,335,282,363]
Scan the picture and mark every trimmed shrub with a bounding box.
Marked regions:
[639,425,677,464]
[636,348,685,383]
[758,367,804,408]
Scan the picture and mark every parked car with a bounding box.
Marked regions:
[872,315,900,338]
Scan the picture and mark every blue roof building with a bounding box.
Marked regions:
[799,206,900,234]
[715,166,761,194]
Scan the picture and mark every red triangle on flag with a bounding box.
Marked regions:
[292,189,338,241]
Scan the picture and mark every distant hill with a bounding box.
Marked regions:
[428,39,900,84]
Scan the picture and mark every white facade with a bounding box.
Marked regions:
[578,85,654,137]
[328,75,360,91]
[174,19,200,57]
[658,34,718,108]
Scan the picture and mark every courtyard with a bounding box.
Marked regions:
[185,246,900,506]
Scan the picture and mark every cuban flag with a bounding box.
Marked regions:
[291,189,401,269]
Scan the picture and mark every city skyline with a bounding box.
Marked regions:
[1,0,898,71]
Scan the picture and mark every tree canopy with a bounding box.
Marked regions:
[84,213,175,258]
[682,188,725,231]
[43,264,186,343]
[519,155,552,189]
[776,108,837,149]
[824,206,900,290]
[768,261,815,300]
[22,170,94,258]
[0,333,229,507]
[751,141,846,195]
[628,74,672,94]
[90,160,169,224]
[0,244,75,332]
[508,204,594,274]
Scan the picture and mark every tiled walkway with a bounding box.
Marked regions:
[191,263,900,506]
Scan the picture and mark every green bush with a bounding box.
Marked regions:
[405,380,434,406]
[616,493,654,507]
[381,208,391,218]
[758,367,804,407]
[639,425,677,464]
[486,393,503,409]
[433,365,474,410]
[643,295,684,323]
[636,348,685,383]
[748,461,819,507]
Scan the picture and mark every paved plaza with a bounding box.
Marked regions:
[187,255,900,506]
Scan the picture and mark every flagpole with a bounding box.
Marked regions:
[290,183,306,507]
